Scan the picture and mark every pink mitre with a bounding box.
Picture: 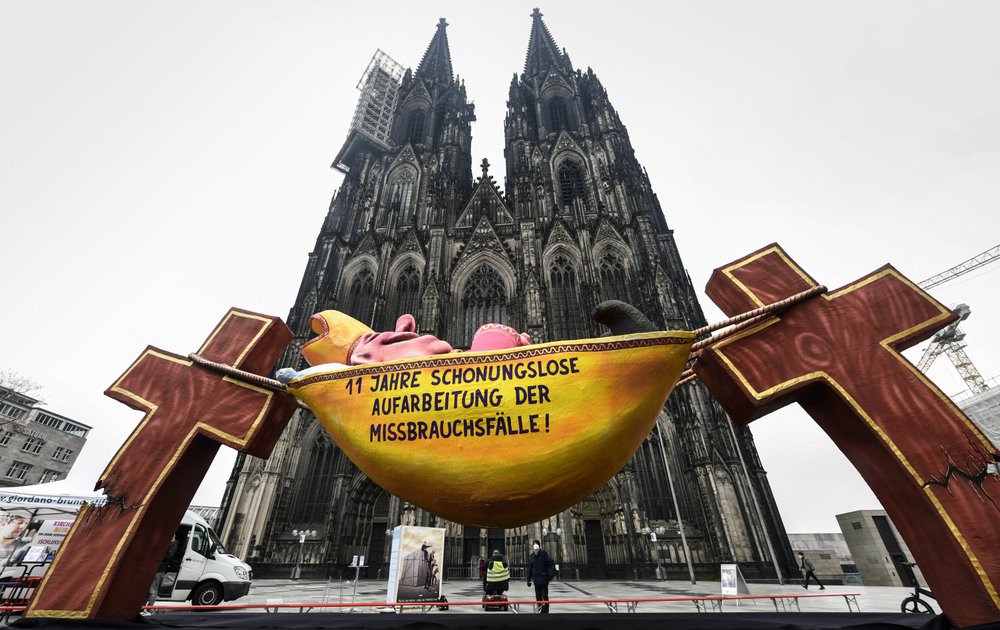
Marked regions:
[469,323,531,352]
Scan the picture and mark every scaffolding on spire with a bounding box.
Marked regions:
[334,49,405,173]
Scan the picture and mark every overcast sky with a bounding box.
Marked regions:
[1,1,998,535]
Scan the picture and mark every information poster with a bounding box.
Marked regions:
[720,563,751,596]
[386,526,445,604]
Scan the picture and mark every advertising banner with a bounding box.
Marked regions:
[0,508,76,567]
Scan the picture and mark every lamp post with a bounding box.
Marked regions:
[542,526,564,579]
[290,529,316,580]
[641,526,667,580]
[654,422,697,584]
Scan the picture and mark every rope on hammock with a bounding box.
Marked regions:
[186,283,826,401]
[186,353,311,411]
[675,284,827,387]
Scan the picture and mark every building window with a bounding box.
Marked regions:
[394,265,421,318]
[61,422,88,438]
[0,431,12,447]
[39,469,60,483]
[5,462,30,481]
[52,447,73,462]
[346,267,375,325]
[289,428,339,524]
[407,110,425,145]
[598,252,631,303]
[33,412,62,428]
[852,522,863,530]
[0,404,27,421]
[461,265,508,347]
[391,176,415,223]
[549,97,569,134]
[558,161,585,212]
[549,255,582,341]
[21,437,44,454]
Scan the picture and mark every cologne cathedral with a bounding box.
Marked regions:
[218,9,798,580]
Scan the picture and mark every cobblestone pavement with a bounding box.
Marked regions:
[152,578,939,616]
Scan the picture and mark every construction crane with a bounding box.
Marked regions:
[918,244,1000,290]
[915,244,1000,395]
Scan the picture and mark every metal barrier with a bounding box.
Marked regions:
[130,592,858,615]
[0,592,863,618]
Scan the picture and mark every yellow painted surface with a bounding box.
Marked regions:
[288,331,692,527]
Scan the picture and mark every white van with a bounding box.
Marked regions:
[0,507,251,607]
[152,510,253,606]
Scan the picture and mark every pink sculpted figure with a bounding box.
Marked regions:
[275,301,649,383]
[276,311,531,382]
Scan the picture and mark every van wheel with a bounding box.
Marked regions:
[191,582,224,607]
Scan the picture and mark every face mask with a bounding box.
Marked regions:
[533,544,540,551]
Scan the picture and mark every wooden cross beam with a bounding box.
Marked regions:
[26,308,298,622]
[694,244,1000,628]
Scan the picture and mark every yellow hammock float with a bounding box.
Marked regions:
[286,330,693,528]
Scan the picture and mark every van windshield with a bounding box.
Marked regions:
[208,527,227,556]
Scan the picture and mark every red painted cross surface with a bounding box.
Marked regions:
[26,309,298,622]
[694,244,1000,628]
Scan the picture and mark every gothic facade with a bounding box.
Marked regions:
[218,10,799,580]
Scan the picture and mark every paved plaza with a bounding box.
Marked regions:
[152,578,937,616]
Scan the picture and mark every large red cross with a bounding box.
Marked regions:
[694,244,1000,628]
[26,308,298,622]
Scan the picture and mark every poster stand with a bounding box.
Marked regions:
[347,555,366,612]
[386,526,445,612]
[720,563,752,608]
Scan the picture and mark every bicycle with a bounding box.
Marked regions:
[900,563,935,614]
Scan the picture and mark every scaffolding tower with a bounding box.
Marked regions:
[336,50,405,172]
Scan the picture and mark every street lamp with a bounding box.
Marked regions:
[542,526,564,579]
[641,526,667,580]
[290,529,316,580]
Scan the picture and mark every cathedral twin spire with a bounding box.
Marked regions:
[523,8,570,78]
[414,17,454,84]
[413,9,569,86]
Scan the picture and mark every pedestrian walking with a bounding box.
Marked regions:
[799,552,825,590]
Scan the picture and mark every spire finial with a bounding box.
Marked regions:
[523,8,563,77]
[415,18,454,83]
[481,158,490,177]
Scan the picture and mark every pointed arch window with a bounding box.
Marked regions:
[599,251,631,303]
[518,143,529,170]
[549,97,569,134]
[549,254,581,340]
[559,161,586,212]
[347,267,375,325]
[407,110,425,145]
[391,173,415,223]
[461,265,508,346]
[291,428,336,523]
[526,98,539,132]
[394,264,421,318]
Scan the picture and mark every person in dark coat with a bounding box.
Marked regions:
[527,539,556,613]
[799,552,825,590]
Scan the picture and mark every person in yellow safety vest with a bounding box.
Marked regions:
[484,549,510,595]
